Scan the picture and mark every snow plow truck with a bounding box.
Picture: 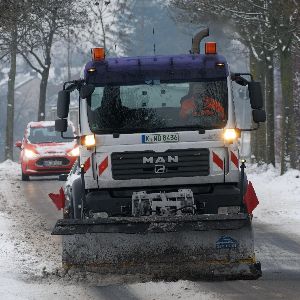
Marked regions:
[51,28,266,280]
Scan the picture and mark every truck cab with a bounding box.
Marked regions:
[56,42,265,218]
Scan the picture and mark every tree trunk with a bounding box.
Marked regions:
[5,27,17,160]
[37,29,53,121]
[38,67,50,121]
[293,48,300,169]
[265,53,275,166]
[67,23,71,81]
[280,48,296,174]
[250,52,266,163]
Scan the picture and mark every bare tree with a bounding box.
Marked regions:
[0,0,33,160]
[170,0,300,172]
[19,0,86,121]
[83,0,134,56]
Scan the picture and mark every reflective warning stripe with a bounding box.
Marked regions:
[212,151,224,170]
[83,157,91,173]
[98,156,109,176]
[231,151,239,168]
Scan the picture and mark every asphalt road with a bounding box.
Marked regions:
[21,176,63,230]
[21,178,300,300]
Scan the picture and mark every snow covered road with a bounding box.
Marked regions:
[0,160,300,299]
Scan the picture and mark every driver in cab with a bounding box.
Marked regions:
[180,82,225,120]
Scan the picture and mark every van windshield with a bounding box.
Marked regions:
[87,79,228,134]
[28,126,74,144]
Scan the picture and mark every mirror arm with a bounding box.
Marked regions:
[232,72,254,82]
[63,79,84,91]
[239,124,260,132]
[60,132,80,140]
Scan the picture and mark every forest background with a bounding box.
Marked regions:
[0,0,299,174]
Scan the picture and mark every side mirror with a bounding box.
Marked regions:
[55,119,68,132]
[58,174,68,181]
[80,84,95,99]
[57,90,70,119]
[252,109,266,123]
[248,82,263,109]
[15,141,22,148]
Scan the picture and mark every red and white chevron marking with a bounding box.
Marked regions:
[212,151,224,170]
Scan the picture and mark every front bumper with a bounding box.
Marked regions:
[84,183,243,216]
[22,155,77,176]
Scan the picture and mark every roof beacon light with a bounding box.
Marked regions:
[92,48,105,61]
[205,42,217,54]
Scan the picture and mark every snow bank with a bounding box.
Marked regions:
[247,163,300,233]
[0,159,19,170]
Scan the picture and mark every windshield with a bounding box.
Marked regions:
[87,79,228,134]
[28,126,74,144]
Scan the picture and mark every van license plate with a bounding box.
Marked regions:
[142,133,179,143]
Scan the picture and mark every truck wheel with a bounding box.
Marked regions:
[21,172,30,181]
[71,177,82,219]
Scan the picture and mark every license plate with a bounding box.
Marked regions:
[142,133,179,143]
[44,160,62,166]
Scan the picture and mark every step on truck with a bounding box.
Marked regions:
[52,28,266,280]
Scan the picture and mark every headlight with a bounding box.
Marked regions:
[24,149,39,159]
[224,129,238,142]
[68,147,80,157]
[81,135,96,147]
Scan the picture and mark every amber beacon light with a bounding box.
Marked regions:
[92,48,105,61]
[205,42,217,54]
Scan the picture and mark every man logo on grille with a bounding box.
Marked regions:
[155,165,166,174]
[143,156,178,164]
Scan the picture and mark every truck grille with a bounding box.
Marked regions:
[111,148,209,180]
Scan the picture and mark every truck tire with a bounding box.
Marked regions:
[21,171,30,181]
[71,177,82,219]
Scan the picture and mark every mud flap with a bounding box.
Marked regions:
[52,213,261,280]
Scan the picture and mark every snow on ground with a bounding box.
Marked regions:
[0,159,299,299]
[0,160,96,299]
[0,160,60,276]
[247,163,300,238]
